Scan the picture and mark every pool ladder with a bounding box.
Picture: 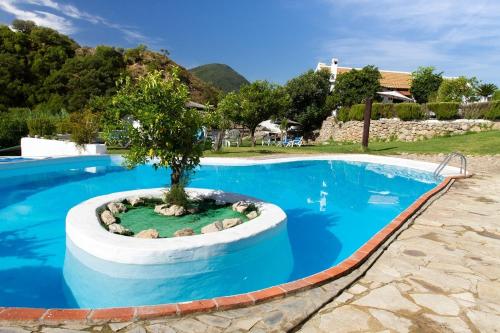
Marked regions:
[433,152,467,179]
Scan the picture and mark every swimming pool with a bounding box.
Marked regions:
[0,155,443,309]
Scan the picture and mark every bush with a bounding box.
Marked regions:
[426,102,459,120]
[27,112,57,137]
[0,108,30,148]
[336,107,349,122]
[164,184,189,207]
[70,109,100,145]
[348,104,365,120]
[485,101,500,120]
[372,103,396,119]
[461,102,491,119]
[395,103,425,121]
[492,90,500,101]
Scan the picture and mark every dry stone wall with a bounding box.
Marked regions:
[316,117,495,143]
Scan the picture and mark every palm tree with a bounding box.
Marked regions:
[476,83,498,98]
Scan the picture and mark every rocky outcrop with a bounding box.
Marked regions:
[246,211,259,220]
[154,204,186,216]
[222,218,242,229]
[174,228,195,237]
[135,229,159,239]
[100,210,116,225]
[232,201,253,214]
[127,196,144,207]
[108,223,132,235]
[107,202,127,214]
[201,221,224,234]
[316,117,495,143]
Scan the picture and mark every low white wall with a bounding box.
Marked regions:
[66,188,287,265]
[21,137,107,157]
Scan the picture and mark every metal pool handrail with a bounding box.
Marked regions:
[433,152,467,179]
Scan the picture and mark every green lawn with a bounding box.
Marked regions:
[108,130,500,157]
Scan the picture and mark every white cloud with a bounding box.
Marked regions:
[0,0,162,46]
[317,0,500,82]
[0,0,75,33]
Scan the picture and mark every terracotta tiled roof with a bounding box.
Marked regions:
[337,67,411,90]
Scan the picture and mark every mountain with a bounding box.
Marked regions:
[189,64,249,93]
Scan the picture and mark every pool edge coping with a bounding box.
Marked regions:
[0,174,467,324]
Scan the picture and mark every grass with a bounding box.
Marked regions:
[107,130,500,157]
[117,201,248,238]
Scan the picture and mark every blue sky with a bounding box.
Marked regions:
[1,0,499,85]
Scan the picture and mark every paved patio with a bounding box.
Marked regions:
[1,155,499,333]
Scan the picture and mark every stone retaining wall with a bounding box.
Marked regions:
[316,117,496,142]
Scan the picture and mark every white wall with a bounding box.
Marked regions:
[21,137,107,157]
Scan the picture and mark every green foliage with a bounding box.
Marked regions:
[461,102,491,119]
[164,183,190,207]
[0,20,218,116]
[337,107,349,122]
[48,45,125,112]
[491,90,500,101]
[0,108,29,148]
[410,66,443,104]
[426,102,459,120]
[123,44,147,65]
[222,81,290,146]
[485,101,500,120]
[436,77,478,103]
[70,109,101,145]
[476,83,497,98]
[112,69,204,198]
[395,103,426,121]
[332,65,381,107]
[27,112,57,137]
[372,103,396,119]
[285,69,331,134]
[189,63,249,93]
[348,104,365,121]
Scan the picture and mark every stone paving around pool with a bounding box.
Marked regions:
[1,155,499,333]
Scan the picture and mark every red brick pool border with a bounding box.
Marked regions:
[0,176,462,324]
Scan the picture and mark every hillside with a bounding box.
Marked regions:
[0,20,220,114]
[189,63,249,93]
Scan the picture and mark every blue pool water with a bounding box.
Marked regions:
[0,157,438,308]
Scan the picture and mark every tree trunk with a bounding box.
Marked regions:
[250,128,256,147]
[170,167,181,187]
[213,130,224,151]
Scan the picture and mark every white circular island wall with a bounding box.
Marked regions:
[66,188,287,265]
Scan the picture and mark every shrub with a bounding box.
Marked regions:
[485,101,500,120]
[426,102,459,120]
[348,104,365,120]
[492,90,500,101]
[0,108,30,148]
[27,112,57,137]
[164,183,189,207]
[70,109,100,145]
[372,103,396,119]
[336,107,349,122]
[395,103,425,121]
[461,102,490,119]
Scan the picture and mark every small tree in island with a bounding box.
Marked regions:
[112,69,203,206]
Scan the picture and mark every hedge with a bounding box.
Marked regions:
[462,102,491,119]
[27,112,57,137]
[426,102,459,120]
[348,104,365,121]
[492,90,500,101]
[395,103,426,121]
[485,101,500,120]
[0,108,30,148]
[372,103,396,119]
